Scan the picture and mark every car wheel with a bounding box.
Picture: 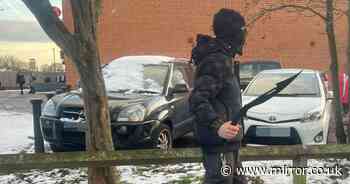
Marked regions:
[49,144,66,152]
[156,124,173,150]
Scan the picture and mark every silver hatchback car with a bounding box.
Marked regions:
[242,69,333,145]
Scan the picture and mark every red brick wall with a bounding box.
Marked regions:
[63,0,347,87]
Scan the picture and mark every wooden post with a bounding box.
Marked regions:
[292,157,307,184]
[30,98,44,153]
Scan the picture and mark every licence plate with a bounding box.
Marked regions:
[256,127,291,137]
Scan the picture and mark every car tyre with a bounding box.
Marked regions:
[49,144,66,152]
[155,124,173,150]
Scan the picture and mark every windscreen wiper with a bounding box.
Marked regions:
[232,70,303,125]
[275,93,317,96]
[108,89,132,93]
[134,90,160,94]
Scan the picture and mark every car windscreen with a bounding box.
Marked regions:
[103,61,169,94]
[244,72,320,97]
[239,62,281,79]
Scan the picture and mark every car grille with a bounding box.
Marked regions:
[61,107,85,121]
[247,116,301,124]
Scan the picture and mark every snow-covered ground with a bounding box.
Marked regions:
[0,111,34,154]
[0,110,349,184]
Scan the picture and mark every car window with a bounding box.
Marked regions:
[244,72,320,97]
[171,65,189,88]
[143,65,169,91]
[182,64,194,88]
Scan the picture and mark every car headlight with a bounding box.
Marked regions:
[117,104,146,122]
[42,99,57,117]
[301,108,321,123]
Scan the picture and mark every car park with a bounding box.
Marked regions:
[242,69,332,145]
[40,56,195,151]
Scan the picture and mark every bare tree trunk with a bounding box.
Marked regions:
[22,0,119,183]
[76,41,119,184]
[326,0,347,144]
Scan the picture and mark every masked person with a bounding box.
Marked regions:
[189,8,247,184]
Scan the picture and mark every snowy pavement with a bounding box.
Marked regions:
[0,90,47,114]
[0,91,349,183]
[0,111,34,154]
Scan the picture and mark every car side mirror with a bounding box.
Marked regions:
[172,84,189,94]
[327,91,334,99]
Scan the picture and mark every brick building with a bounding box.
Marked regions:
[63,0,348,87]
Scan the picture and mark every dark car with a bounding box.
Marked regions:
[40,56,195,152]
[238,60,281,90]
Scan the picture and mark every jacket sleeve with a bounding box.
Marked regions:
[189,56,226,133]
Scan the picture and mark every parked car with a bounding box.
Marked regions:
[239,60,281,90]
[40,56,195,151]
[242,69,333,145]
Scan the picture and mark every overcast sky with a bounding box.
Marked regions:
[0,0,62,42]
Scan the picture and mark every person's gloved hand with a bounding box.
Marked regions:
[217,121,240,140]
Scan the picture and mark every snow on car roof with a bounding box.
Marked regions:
[260,68,319,74]
[110,55,175,65]
[103,55,174,93]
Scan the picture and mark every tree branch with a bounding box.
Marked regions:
[248,4,327,27]
[22,0,77,60]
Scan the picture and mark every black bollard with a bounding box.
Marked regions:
[31,98,45,153]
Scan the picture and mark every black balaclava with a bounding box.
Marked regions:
[213,8,246,56]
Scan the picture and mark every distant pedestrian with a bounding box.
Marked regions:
[16,73,25,95]
[29,74,36,94]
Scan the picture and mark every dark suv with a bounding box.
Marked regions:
[239,60,281,90]
[40,56,195,151]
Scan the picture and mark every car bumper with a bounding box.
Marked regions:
[243,118,327,145]
[40,116,161,149]
[111,120,161,149]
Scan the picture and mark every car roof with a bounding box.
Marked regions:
[260,68,320,74]
[115,55,174,62]
[113,55,189,64]
[239,60,281,65]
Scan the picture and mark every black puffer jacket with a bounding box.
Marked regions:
[189,35,242,153]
